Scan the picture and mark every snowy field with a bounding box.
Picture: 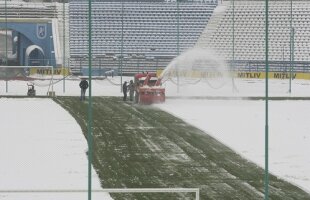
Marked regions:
[159,77,310,194]
[0,76,310,198]
[0,97,113,199]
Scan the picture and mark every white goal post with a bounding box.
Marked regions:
[0,188,200,200]
[0,65,56,95]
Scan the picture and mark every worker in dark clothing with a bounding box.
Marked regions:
[79,78,89,101]
[123,81,128,101]
[134,81,139,103]
[128,80,135,101]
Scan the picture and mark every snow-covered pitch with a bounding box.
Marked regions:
[1,76,310,199]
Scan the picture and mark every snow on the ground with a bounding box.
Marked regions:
[0,98,113,200]
[156,99,310,193]
[158,78,310,193]
[1,76,310,197]
[163,77,310,97]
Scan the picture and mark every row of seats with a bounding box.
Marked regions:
[197,1,310,66]
[0,2,57,18]
[70,56,173,75]
[69,1,217,74]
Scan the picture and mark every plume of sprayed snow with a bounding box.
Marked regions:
[159,47,230,91]
[160,47,229,80]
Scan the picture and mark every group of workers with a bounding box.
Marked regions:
[79,78,137,102]
[122,80,135,102]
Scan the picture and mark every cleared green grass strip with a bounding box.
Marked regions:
[55,96,310,200]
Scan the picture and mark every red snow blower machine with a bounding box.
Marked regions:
[134,72,165,104]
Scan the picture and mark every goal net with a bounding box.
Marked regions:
[0,65,61,95]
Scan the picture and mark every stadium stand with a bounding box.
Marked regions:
[0,1,70,68]
[4,0,308,75]
[196,0,310,72]
[0,1,57,18]
[69,1,218,75]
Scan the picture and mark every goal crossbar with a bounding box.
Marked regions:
[0,188,200,200]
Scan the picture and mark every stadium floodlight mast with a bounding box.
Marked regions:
[62,0,66,93]
[231,0,237,93]
[289,0,294,94]
[49,35,55,94]
[87,0,93,198]
[289,28,294,93]
[120,0,124,92]
[264,0,270,199]
[232,0,234,90]
[176,0,180,93]
[230,0,238,93]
